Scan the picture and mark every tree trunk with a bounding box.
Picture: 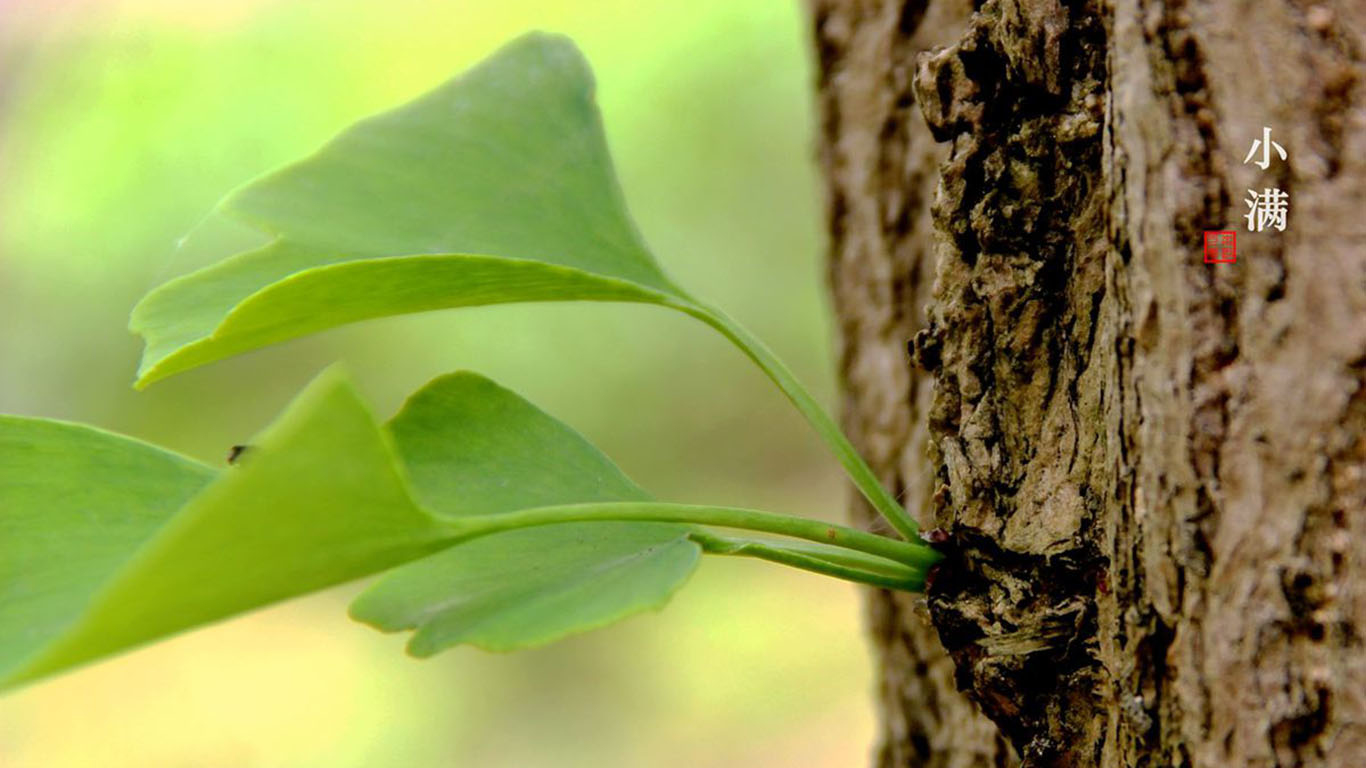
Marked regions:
[809,1,1366,766]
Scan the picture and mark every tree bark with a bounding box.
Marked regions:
[809,1,1366,766]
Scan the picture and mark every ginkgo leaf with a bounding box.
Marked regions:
[1,369,712,687]
[3,368,451,688]
[353,371,701,654]
[0,418,215,685]
[350,523,699,655]
[130,33,690,388]
[387,371,651,516]
[124,30,922,543]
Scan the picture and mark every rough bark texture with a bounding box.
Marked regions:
[812,1,1013,766]
[810,0,1366,766]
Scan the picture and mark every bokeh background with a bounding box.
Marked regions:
[0,1,878,765]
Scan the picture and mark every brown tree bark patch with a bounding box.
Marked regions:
[910,1,1113,763]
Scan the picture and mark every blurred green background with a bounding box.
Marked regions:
[0,1,876,766]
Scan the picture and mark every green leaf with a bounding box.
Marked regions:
[350,523,699,655]
[2,358,929,688]
[131,33,688,388]
[387,371,651,516]
[3,368,451,689]
[122,30,922,542]
[353,371,700,654]
[0,418,215,685]
[1,368,711,687]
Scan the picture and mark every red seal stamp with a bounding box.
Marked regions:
[1203,230,1236,264]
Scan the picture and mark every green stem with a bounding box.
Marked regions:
[442,502,940,568]
[688,531,925,591]
[695,534,921,574]
[672,299,920,540]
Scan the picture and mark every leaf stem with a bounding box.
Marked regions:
[442,502,940,568]
[672,299,921,540]
[687,531,925,591]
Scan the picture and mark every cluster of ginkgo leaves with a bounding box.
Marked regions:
[0,33,940,693]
